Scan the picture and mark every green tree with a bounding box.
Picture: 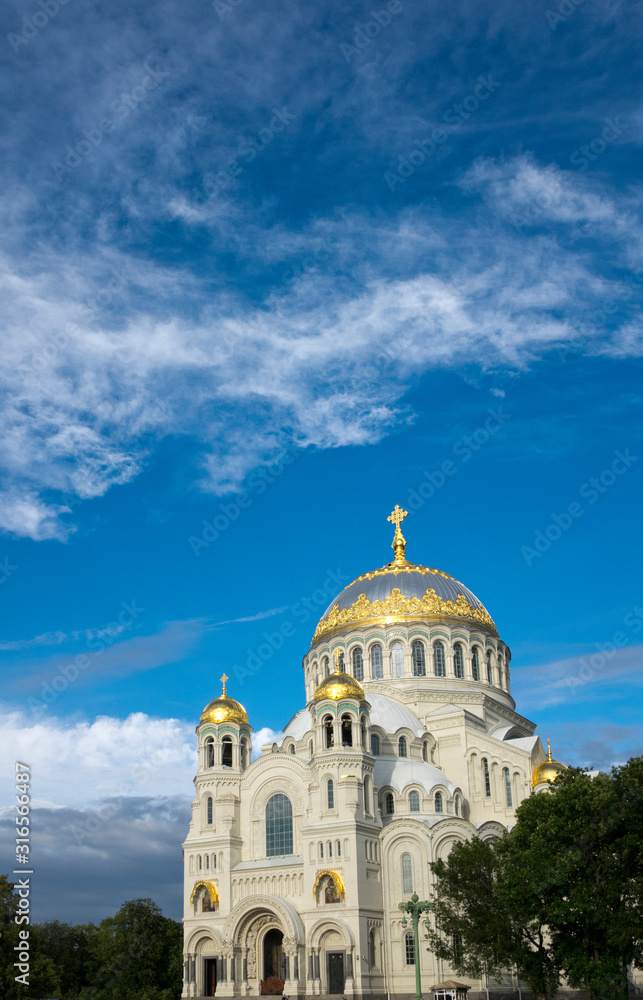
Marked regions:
[429,757,643,1000]
[515,759,643,1000]
[429,837,561,1000]
[0,875,63,1000]
[0,874,22,1000]
[88,897,182,1000]
[34,920,98,999]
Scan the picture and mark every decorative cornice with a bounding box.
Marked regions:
[350,563,456,585]
[313,587,497,643]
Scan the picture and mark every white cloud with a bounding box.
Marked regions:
[0,708,197,811]
[461,154,624,228]
[252,726,283,756]
[1,157,642,541]
[0,706,286,819]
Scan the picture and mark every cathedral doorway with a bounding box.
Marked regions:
[263,928,285,985]
[327,952,345,994]
[203,957,217,996]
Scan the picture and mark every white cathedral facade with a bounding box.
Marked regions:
[181,508,565,1000]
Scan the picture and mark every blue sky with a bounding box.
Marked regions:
[0,0,641,923]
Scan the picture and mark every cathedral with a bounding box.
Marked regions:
[181,507,566,1000]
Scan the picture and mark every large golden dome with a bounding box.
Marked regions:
[312,505,497,644]
[532,739,567,786]
[201,675,249,726]
[314,670,365,703]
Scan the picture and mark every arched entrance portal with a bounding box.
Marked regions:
[263,928,285,983]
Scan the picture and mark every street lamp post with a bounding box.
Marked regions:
[399,892,433,1000]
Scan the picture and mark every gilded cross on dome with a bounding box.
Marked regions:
[334,649,344,672]
[387,505,408,529]
[387,505,409,566]
[220,673,228,696]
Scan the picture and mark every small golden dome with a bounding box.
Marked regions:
[201,674,249,726]
[314,670,365,704]
[532,739,567,786]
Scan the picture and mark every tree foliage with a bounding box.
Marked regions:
[0,884,182,1000]
[429,756,643,1000]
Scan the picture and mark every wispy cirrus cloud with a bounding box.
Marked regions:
[2,180,641,543]
[5,618,209,698]
[211,606,288,626]
[512,642,643,710]
[0,620,132,651]
[0,0,640,543]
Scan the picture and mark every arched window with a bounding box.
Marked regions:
[364,775,371,815]
[361,716,366,748]
[221,737,233,768]
[453,643,464,678]
[371,733,380,755]
[341,714,353,747]
[434,791,443,813]
[319,842,323,859]
[486,651,493,684]
[405,931,415,965]
[240,739,248,770]
[328,841,333,858]
[433,641,446,676]
[352,646,364,681]
[205,737,214,768]
[289,744,296,755]
[385,792,395,815]
[212,853,217,869]
[504,767,512,807]
[422,741,428,761]
[327,778,335,810]
[337,840,341,857]
[198,855,202,870]
[369,930,376,969]
[323,655,330,677]
[402,853,414,893]
[371,643,383,679]
[454,794,460,817]
[412,640,426,676]
[309,739,314,758]
[207,796,213,825]
[409,791,420,813]
[324,714,334,749]
[472,646,480,681]
[205,854,209,870]
[482,758,491,797]
[498,655,504,688]
[391,641,404,677]
[398,736,407,757]
[265,793,293,857]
